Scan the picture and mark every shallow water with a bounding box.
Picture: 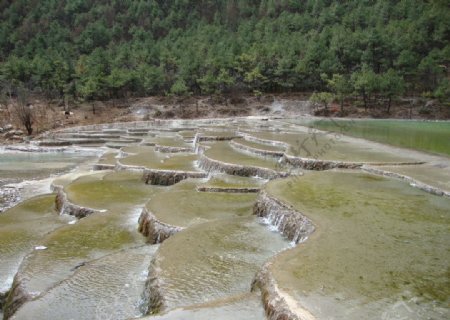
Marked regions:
[14,171,159,301]
[204,141,280,169]
[152,136,192,148]
[2,118,449,320]
[152,216,289,310]
[146,180,257,227]
[247,130,416,162]
[0,195,66,294]
[96,150,118,165]
[197,129,238,138]
[177,130,197,139]
[121,146,199,171]
[0,149,99,211]
[143,293,265,320]
[233,137,286,152]
[199,173,266,189]
[12,245,158,320]
[371,162,450,193]
[304,119,450,156]
[0,150,95,183]
[266,171,450,319]
[65,171,155,210]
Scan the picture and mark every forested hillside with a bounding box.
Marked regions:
[0,0,448,103]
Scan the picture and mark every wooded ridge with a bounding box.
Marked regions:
[0,0,448,105]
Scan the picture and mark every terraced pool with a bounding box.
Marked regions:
[1,118,448,320]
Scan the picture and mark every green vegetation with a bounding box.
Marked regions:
[0,0,448,105]
[310,119,450,155]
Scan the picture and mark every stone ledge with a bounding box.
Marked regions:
[254,190,315,244]
[196,186,260,193]
[238,132,290,149]
[154,145,193,153]
[252,189,316,320]
[362,166,450,198]
[2,272,32,319]
[93,163,115,171]
[138,207,183,244]
[252,263,309,320]
[282,154,425,171]
[54,186,103,219]
[230,139,284,158]
[198,154,287,180]
[142,257,166,315]
[142,169,207,186]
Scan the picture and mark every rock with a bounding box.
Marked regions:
[0,289,9,313]
[36,140,72,147]
[54,186,100,218]
[251,191,316,320]
[14,130,24,136]
[3,131,14,139]
[4,124,13,131]
[2,276,33,320]
[138,207,183,244]
[11,135,24,141]
[143,258,166,315]
[251,263,303,320]
[142,169,207,186]
[425,99,438,108]
[0,127,4,133]
[230,139,284,158]
[198,154,288,180]
[196,186,260,193]
[154,145,193,153]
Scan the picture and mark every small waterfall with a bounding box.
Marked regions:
[193,133,200,153]
[254,191,315,244]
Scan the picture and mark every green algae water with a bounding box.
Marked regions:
[266,171,450,319]
[146,180,257,227]
[13,171,160,308]
[246,130,417,162]
[308,119,450,156]
[65,171,155,210]
[0,195,66,294]
[2,118,449,320]
[151,217,289,310]
[371,163,450,194]
[121,146,199,171]
[204,141,280,169]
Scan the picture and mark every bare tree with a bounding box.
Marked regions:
[13,86,34,135]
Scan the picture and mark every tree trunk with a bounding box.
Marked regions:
[340,97,344,112]
[362,91,368,111]
[386,96,392,114]
[25,121,33,135]
[92,103,96,115]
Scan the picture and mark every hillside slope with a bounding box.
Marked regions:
[0,0,448,102]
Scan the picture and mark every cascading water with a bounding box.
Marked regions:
[1,118,448,320]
